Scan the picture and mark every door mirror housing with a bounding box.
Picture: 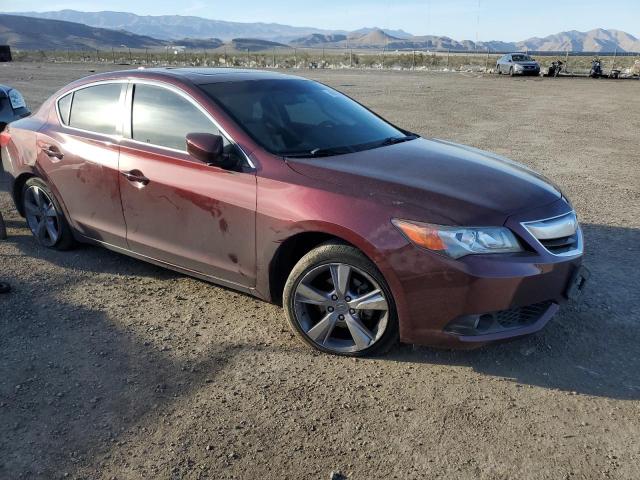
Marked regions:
[186,133,225,167]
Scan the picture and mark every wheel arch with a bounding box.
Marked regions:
[12,172,35,216]
[266,225,391,306]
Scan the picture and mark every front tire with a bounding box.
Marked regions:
[22,177,74,250]
[283,242,399,357]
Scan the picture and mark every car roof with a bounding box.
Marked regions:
[95,67,303,85]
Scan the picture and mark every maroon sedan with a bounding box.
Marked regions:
[0,68,588,356]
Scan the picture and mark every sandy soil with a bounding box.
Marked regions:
[1,62,639,479]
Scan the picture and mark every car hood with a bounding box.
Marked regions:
[285,137,561,225]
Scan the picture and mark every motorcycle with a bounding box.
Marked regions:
[547,60,564,77]
[590,59,603,78]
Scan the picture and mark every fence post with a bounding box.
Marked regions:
[446,49,450,69]
[273,48,276,67]
[565,50,569,75]
[350,49,353,68]
[145,48,149,64]
[485,48,489,72]
[294,48,297,68]
[612,47,617,72]
[224,47,227,65]
[412,50,416,70]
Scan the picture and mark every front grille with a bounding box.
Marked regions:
[539,233,579,254]
[482,301,553,329]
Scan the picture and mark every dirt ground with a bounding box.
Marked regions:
[1,62,639,480]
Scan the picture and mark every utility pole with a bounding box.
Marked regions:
[485,48,489,72]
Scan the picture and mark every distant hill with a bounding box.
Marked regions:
[288,27,640,52]
[290,33,348,47]
[230,38,288,52]
[351,27,413,39]
[10,9,346,42]
[173,38,224,49]
[0,14,165,50]
[516,29,640,52]
[347,29,400,47]
[2,10,639,54]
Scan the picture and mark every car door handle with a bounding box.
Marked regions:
[41,145,64,159]
[121,170,150,186]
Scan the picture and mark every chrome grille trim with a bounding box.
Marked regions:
[521,211,583,257]
[523,211,578,239]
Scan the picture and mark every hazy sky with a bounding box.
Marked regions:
[2,0,638,40]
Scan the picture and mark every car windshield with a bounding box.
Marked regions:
[199,79,414,157]
[512,55,532,61]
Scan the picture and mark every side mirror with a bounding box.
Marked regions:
[186,132,224,167]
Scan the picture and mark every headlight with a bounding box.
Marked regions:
[392,219,523,259]
[513,64,524,70]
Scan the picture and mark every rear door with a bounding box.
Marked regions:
[118,82,257,287]
[38,82,128,247]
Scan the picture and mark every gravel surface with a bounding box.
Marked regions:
[1,62,639,479]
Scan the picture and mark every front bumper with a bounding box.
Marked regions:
[390,199,585,348]
[514,67,540,76]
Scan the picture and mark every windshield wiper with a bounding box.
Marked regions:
[282,134,418,158]
[377,134,418,147]
[282,146,353,158]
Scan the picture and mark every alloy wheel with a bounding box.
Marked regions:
[293,262,390,354]
[24,185,62,247]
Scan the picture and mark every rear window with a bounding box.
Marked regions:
[68,84,123,135]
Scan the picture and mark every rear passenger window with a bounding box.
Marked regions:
[132,84,216,151]
[68,84,122,135]
[57,93,72,125]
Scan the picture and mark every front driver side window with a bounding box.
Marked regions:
[132,84,218,151]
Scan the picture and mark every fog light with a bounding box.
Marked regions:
[444,315,481,335]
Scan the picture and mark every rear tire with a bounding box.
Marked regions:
[283,241,399,357]
[22,177,74,250]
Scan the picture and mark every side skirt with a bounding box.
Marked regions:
[76,233,265,300]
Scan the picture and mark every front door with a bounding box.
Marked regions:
[118,82,256,287]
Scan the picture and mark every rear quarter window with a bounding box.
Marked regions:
[57,93,72,125]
